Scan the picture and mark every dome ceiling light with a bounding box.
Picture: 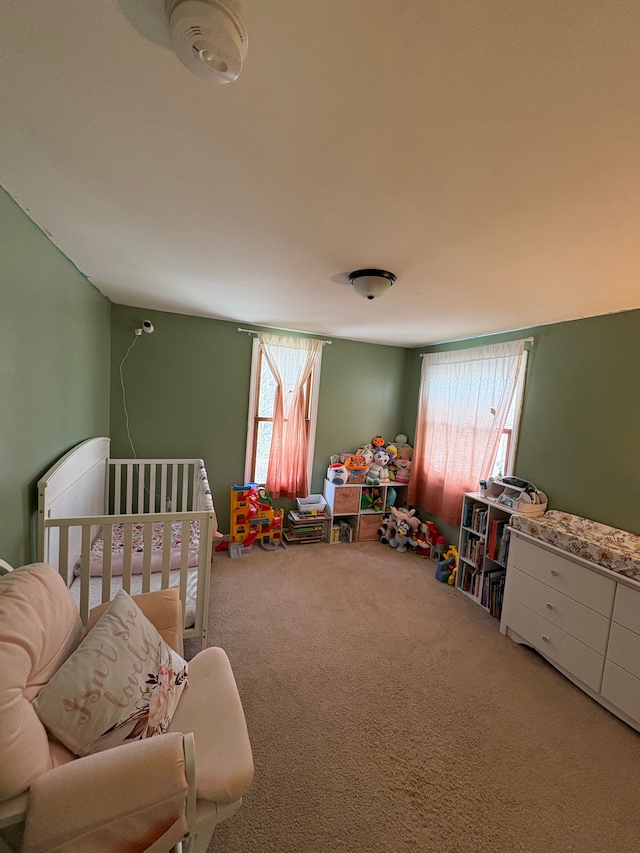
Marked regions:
[349,269,396,300]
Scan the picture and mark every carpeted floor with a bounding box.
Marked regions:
[185,541,640,853]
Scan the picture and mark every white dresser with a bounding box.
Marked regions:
[500,530,640,732]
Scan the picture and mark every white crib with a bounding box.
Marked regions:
[37,437,217,644]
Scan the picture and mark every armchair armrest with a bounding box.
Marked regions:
[22,732,195,853]
[87,586,184,654]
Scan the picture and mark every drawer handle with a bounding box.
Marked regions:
[542,635,550,643]
[546,603,553,610]
[550,570,558,577]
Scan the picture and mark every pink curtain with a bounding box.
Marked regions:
[258,332,323,499]
[408,340,525,524]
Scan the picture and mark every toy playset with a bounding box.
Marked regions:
[219,483,285,557]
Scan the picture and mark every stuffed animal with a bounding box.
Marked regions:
[394,457,412,484]
[389,519,413,552]
[327,463,348,485]
[378,515,395,545]
[371,435,386,449]
[366,448,391,485]
[357,445,374,466]
[390,505,420,533]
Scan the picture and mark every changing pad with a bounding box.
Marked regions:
[511,510,640,581]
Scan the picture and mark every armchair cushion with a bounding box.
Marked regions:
[22,732,191,853]
[33,589,188,757]
[168,647,254,803]
[0,564,83,801]
[86,585,184,655]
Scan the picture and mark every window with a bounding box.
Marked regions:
[490,353,527,479]
[409,340,528,524]
[245,334,323,498]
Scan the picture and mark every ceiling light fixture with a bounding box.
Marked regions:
[349,269,396,300]
[166,0,248,83]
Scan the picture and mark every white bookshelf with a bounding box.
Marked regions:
[456,491,545,618]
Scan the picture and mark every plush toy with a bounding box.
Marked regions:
[366,448,391,485]
[371,435,386,449]
[390,506,420,533]
[327,463,348,485]
[390,519,413,552]
[378,515,395,545]
[394,457,412,484]
[357,445,374,466]
[385,486,397,510]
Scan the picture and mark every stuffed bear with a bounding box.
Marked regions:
[394,457,412,484]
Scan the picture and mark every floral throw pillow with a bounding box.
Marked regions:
[32,589,188,757]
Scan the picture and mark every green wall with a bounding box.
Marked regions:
[0,187,111,565]
[6,183,637,556]
[403,310,640,537]
[110,306,409,531]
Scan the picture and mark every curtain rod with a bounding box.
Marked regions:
[238,327,332,344]
[418,336,534,358]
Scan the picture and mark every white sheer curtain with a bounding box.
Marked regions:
[258,332,323,499]
[408,340,526,524]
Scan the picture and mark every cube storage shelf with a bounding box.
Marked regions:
[323,479,409,543]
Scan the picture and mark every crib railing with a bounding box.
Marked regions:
[42,509,215,640]
[108,458,214,516]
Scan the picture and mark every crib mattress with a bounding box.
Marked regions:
[511,510,640,580]
[70,568,199,628]
[76,519,200,576]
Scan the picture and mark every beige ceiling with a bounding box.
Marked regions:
[1,1,639,347]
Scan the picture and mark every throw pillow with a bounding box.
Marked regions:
[32,589,188,757]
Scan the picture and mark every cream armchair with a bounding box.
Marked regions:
[0,563,254,853]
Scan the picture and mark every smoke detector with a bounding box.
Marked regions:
[166,0,248,83]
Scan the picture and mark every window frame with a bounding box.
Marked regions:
[244,337,322,491]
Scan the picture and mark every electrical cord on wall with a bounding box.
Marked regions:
[119,334,139,458]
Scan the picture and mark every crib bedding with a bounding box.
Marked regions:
[511,510,640,580]
[74,519,201,576]
[70,567,199,628]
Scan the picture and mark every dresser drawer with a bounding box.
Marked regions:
[502,597,605,691]
[612,582,640,635]
[606,622,640,680]
[508,536,615,616]
[507,568,610,654]
[601,660,640,726]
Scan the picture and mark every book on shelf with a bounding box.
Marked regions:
[330,518,357,543]
[470,503,488,535]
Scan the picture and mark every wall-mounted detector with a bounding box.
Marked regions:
[165,0,248,83]
[135,321,155,335]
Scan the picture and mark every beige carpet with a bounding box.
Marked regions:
[185,542,640,853]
